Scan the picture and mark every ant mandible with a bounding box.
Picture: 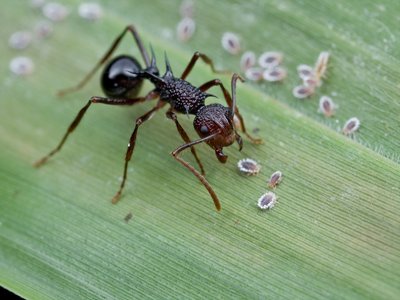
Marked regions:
[34,25,261,211]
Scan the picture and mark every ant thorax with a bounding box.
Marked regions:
[159,76,209,115]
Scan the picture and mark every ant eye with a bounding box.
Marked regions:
[200,125,209,134]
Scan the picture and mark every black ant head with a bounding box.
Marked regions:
[194,103,242,163]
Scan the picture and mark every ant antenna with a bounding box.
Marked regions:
[230,74,244,119]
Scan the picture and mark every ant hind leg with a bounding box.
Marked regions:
[171,133,221,211]
[58,25,150,97]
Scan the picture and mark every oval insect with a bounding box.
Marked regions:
[176,17,196,42]
[221,32,241,55]
[9,31,32,50]
[240,51,256,72]
[318,96,336,117]
[292,85,314,99]
[258,51,283,69]
[258,192,277,210]
[9,56,35,76]
[342,117,360,135]
[267,171,283,188]
[237,158,261,176]
[263,67,287,82]
[78,2,103,21]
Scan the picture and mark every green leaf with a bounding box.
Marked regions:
[1,0,399,299]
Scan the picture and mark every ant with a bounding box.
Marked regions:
[34,25,261,211]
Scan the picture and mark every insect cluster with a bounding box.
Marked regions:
[34,24,261,211]
[240,51,287,83]
[236,158,283,211]
[217,29,361,137]
[257,170,283,210]
[292,52,360,135]
[293,51,330,99]
[174,1,360,139]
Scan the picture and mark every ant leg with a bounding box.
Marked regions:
[199,75,262,144]
[58,25,150,97]
[166,109,205,175]
[34,90,158,168]
[112,100,166,204]
[180,51,230,80]
[171,133,221,211]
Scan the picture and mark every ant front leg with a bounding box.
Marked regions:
[58,25,150,97]
[199,75,262,144]
[112,100,166,204]
[34,90,158,167]
[166,109,205,175]
[180,51,230,80]
[171,133,221,211]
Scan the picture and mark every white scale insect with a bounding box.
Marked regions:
[257,191,277,210]
[293,51,330,99]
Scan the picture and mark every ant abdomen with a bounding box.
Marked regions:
[101,55,143,98]
[194,103,237,151]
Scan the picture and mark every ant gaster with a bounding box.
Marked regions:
[34,25,261,211]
